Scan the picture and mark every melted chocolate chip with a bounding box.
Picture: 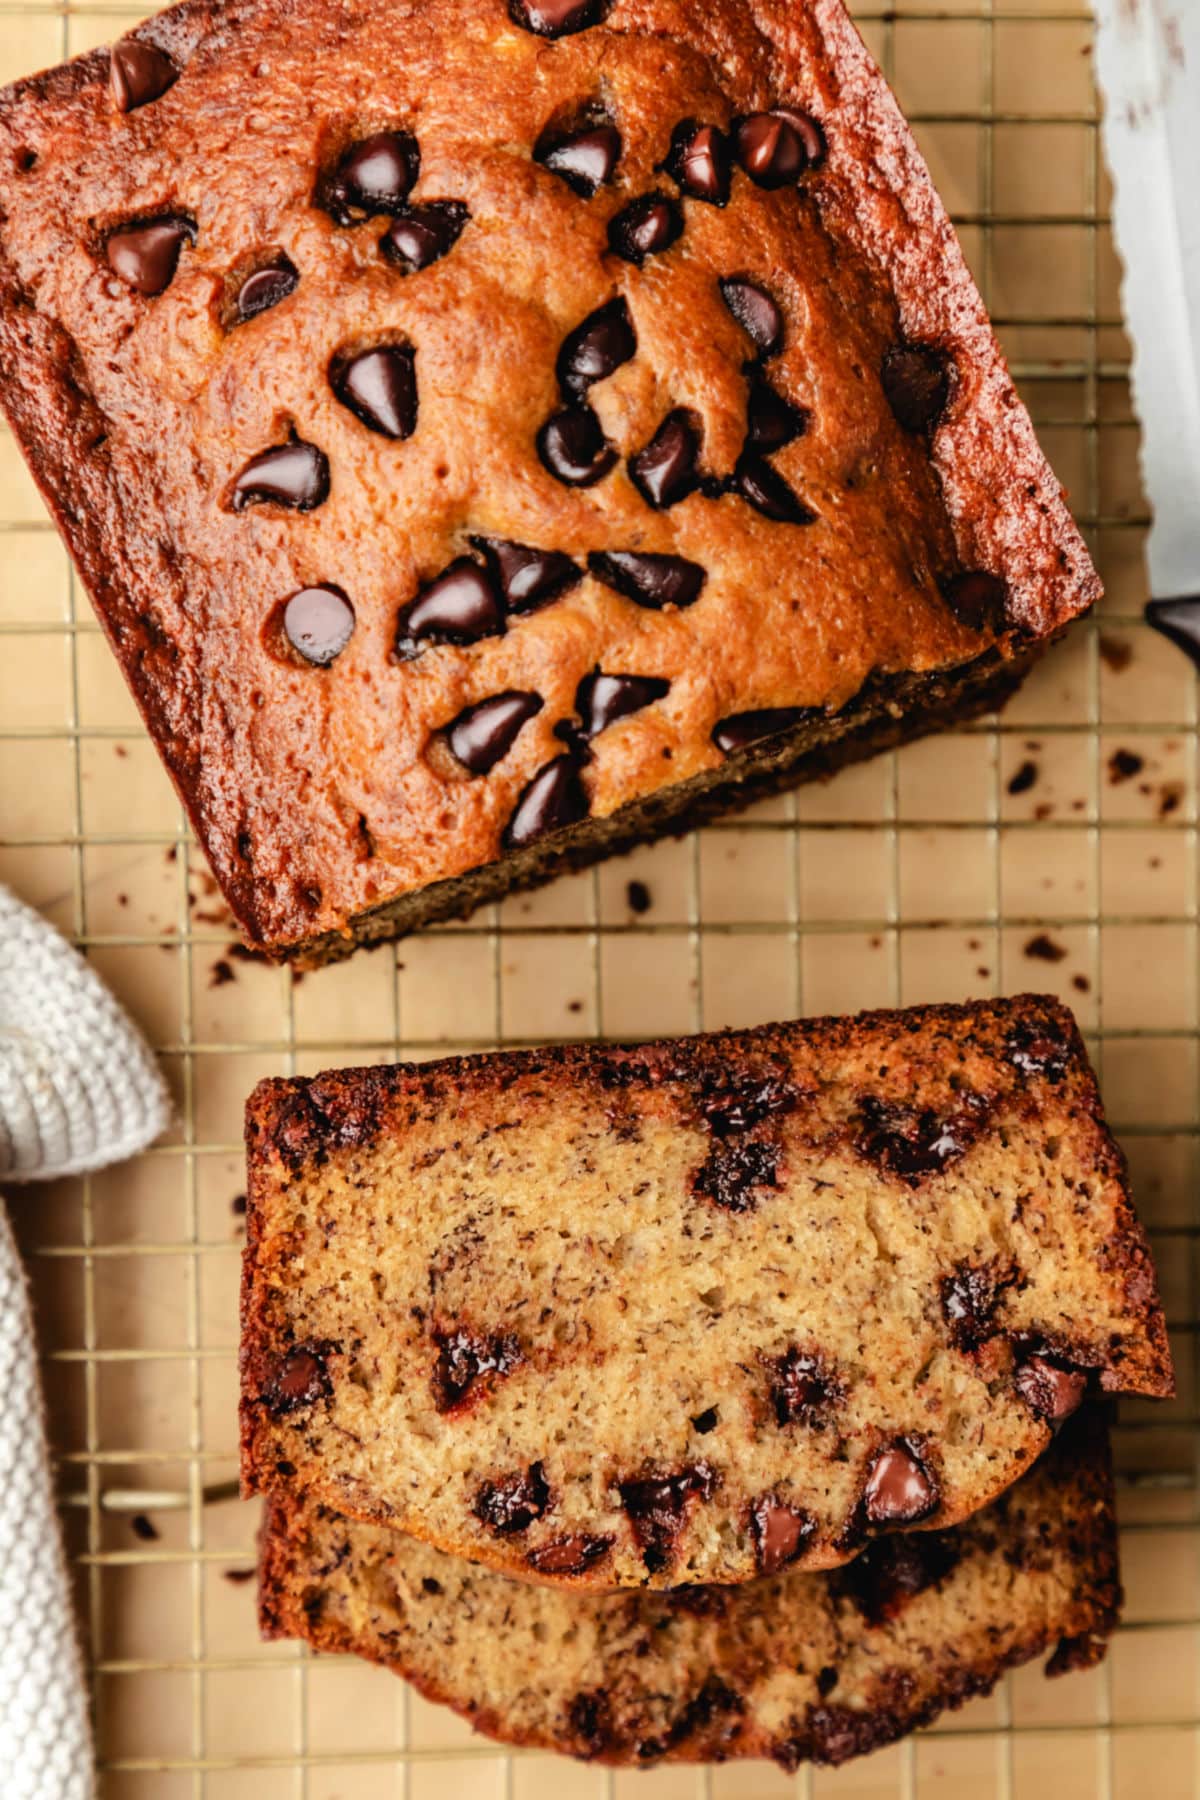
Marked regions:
[332,344,417,439]
[618,1464,717,1573]
[940,1259,1017,1353]
[735,456,816,524]
[589,551,705,611]
[750,1496,815,1575]
[693,1140,780,1213]
[264,1344,334,1416]
[228,439,330,512]
[882,344,954,435]
[943,570,1008,632]
[854,1094,980,1184]
[664,120,732,205]
[1014,1353,1087,1425]
[282,586,355,665]
[106,218,193,296]
[538,405,617,486]
[1006,1018,1069,1084]
[842,1529,958,1625]
[608,193,683,264]
[380,202,469,272]
[767,1346,843,1427]
[510,0,608,35]
[324,130,419,223]
[503,754,589,849]
[474,1462,552,1534]
[445,691,544,774]
[235,256,298,322]
[538,124,622,197]
[575,670,670,737]
[711,706,818,755]
[630,410,701,508]
[863,1441,938,1525]
[568,1690,613,1756]
[110,39,177,112]
[661,1675,745,1751]
[1146,596,1200,673]
[396,558,504,657]
[473,538,582,614]
[719,278,783,357]
[701,1074,797,1135]
[526,1533,614,1575]
[734,111,812,188]
[432,1323,523,1411]
[557,298,637,399]
[746,374,809,452]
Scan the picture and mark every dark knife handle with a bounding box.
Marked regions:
[1146,597,1200,672]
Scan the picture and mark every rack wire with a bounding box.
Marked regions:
[1,1,1198,1794]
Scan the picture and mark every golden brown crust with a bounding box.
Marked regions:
[0,0,1096,955]
[256,1412,1120,1769]
[240,997,1170,1589]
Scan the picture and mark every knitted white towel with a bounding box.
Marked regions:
[0,884,171,1799]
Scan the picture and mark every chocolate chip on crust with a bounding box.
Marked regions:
[882,343,954,435]
[1014,1352,1087,1425]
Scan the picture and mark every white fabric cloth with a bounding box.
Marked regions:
[0,884,171,1798]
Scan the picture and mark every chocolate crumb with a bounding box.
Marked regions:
[231,1193,247,1215]
[1024,933,1067,963]
[223,1566,255,1584]
[1108,748,1144,784]
[627,879,652,914]
[209,958,236,988]
[130,1513,159,1541]
[1006,760,1038,795]
[1072,974,1090,993]
[1098,635,1133,673]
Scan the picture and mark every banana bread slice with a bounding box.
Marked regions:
[241,996,1171,1589]
[259,1412,1120,1769]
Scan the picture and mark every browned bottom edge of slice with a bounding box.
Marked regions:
[258,1410,1119,1770]
[286,641,1039,966]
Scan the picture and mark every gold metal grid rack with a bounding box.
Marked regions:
[1,1,1198,1794]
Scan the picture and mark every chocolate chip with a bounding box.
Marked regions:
[691,1406,719,1434]
[734,111,812,188]
[882,344,954,435]
[109,39,177,112]
[575,670,670,737]
[421,1576,443,1595]
[526,1533,614,1575]
[538,124,622,197]
[332,344,417,439]
[538,405,617,486]
[503,754,589,849]
[940,1260,1017,1353]
[608,193,682,264]
[264,1344,334,1417]
[693,1140,780,1213]
[1014,1353,1087,1425]
[106,217,193,296]
[735,456,816,524]
[472,538,582,613]
[396,558,504,657]
[568,1690,614,1756]
[842,1530,958,1625]
[324,130,419,223]
[235,256,298,322]
[228,439,330,512]
[719,278,783,357]
[943,570,1008,631]
[282,586,355,665]
[854,1094,981,1183]
[746,374,809,452]
[474,1462,552,1534]
[1006,1018,1069,1084]
[445,691,544,774]
[630,410,701,509]
[711,706,818,755]
[863,1441,938,1525]
[750,1496,815,1575]
[664,120,732,205]
[432,1323,523,1411]
[767,1346,843,1427]
[700,1074,797,1135]
[510,0,608,34]
[380,202,469,271]
[618,1463,717,1573]
[817,1666,838,1697]
[557,298,636,399]
[589,551,705,610]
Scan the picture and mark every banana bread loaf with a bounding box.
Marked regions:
[240,997,1171,1589]
[259,1411,1119,1769]
[0,0,1098,963]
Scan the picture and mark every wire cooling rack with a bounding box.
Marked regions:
[1,2,1198,1794]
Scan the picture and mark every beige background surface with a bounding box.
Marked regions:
[1,0,1197,1793]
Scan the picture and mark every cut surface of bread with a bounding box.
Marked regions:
[259,1411,1120,1769]
[241,997,1171,1589]
[0,0,1098,961]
